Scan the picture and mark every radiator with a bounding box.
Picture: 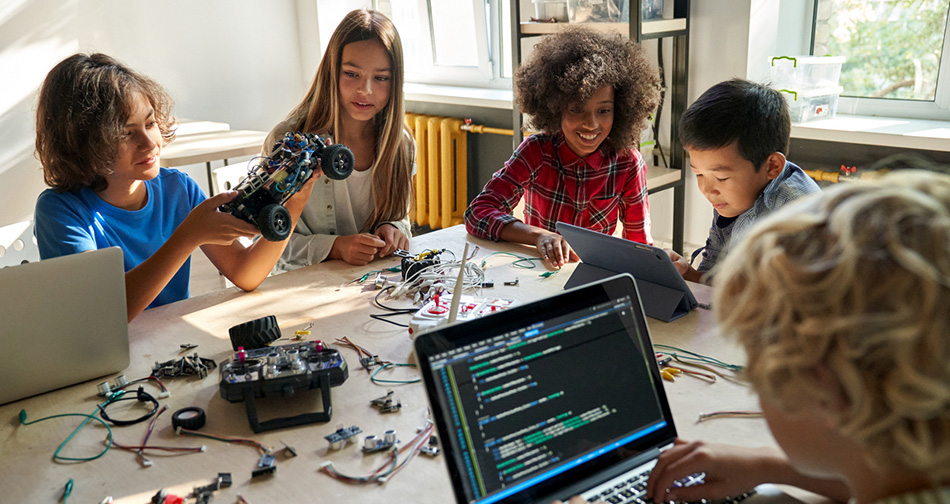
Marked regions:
[406,114,468,230]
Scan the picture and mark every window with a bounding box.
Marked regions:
[811,0,950,119]
[317,0,510,89]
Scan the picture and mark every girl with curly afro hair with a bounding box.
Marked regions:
[464,27,660,266]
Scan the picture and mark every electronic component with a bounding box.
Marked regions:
[192,476,223,503]
[420,435,440,457]
[362,430,398,454]
[325,425,362,450]
[370,390,402,414]
[396,249,443,282]
[359,355,385,371]
[219,340,348,433]
[280,440,297,457]
[504,278,519,286]
[217,473,232,488]
[152,354,216,380]
[96,374,130,396]
[171,407,207,431]
[252,453,277,478]
[408,295,514,337]
[150,489,184,504]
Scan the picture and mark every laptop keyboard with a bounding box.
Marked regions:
[581,469,756,504]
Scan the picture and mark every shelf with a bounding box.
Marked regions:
[646,165,682,191]
[519,18,686,36]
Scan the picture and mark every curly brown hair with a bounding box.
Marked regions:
[35,53,177,193]
[515,27,660,152]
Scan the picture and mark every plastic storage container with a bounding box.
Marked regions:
[770,55,845,91]
[533,0,568,22]
[567,0,622,23]
[781,86,842,123]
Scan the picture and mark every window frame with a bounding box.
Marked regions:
[380,0,512,90]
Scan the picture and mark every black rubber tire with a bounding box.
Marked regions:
[171,407,207,430]
[258,204,292,242]
[229,315,281,350]
[321,143,355,180]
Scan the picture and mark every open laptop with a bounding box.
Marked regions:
[0,247,130,405]
[556,222,698,322]
[414,274,679,504]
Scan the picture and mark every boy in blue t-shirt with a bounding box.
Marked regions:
[667,79,820,283]
[33,53,314,321]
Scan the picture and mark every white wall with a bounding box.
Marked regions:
[0,0,312,229]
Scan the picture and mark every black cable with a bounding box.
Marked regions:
[373,286,416,314]
[97,386,160,426]
[370,286,415,328]
[370,314,410,328]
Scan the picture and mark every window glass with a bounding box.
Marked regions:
[388,0,429,75]
[813,0,950,101]
[318,0,374,57]
[429,0,479,67]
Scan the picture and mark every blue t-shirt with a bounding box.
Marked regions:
[34,168,206,309]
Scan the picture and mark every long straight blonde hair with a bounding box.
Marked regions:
[286,9,413,231]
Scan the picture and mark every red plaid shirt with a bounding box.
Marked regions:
[464,133,652,244]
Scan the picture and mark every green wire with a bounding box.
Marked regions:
[63,479,73,502]
[370,363,421,384]
[480,251,545,270]
[19,391,122,462]
[653,344,744,372]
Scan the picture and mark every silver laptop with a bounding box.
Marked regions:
[415,274,679,504]
[0,247,130,405]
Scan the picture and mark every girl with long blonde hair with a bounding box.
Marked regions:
[264,8,414,268]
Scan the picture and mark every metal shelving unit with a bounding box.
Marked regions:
[510,0,690,252]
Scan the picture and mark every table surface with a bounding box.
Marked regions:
[175,119,231,137]
[161,129,267,168]
[0,226,776,503]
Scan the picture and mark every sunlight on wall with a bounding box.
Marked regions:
[0,38,78,118]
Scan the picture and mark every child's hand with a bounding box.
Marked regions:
[284,175,317,214]
[666,248,689,274]
[665,248,702,283]
[181,192,260,247]
[536,232,578,268]
[330,233,386,265]
[374,224,409,258]
[646,439,770,503]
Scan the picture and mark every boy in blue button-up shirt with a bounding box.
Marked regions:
[668,79,819,283]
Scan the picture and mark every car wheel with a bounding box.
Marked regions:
[259,204,292,241]
[228,315,281,350]
[322,143,355,180]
